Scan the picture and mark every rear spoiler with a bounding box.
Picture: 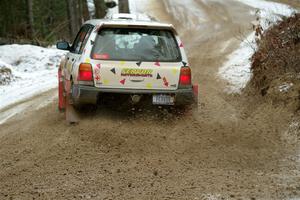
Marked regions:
[98,23,178,35]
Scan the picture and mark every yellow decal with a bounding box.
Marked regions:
[120,61,126,65]
[146,83,153,89]
[121,68,153,77]
[103,79,109,85]
[85,58,91,63]
[172,68,178,75]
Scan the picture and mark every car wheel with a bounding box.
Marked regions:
[64,79,80,123]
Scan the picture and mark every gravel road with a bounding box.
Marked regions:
[0,0,299,199]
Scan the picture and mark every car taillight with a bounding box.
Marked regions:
[179,67,191,85]
[78,63,93,81]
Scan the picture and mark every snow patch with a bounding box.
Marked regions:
[242,0,296,30]
[87,0,119,19]
[129,0,150,14]
[0,44,66,110]
[236,0,295,17]
[106,0,119,17]
[219,33,255,93]
[278,82,293,93]
[219,0,296,93]
[86,0,96,18]
[163,0,207,29]
[128,0,153,21]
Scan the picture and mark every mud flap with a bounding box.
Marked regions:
[58,69,65,112]
[65,80,80,123]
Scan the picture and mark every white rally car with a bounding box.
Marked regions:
[57,14,198,113]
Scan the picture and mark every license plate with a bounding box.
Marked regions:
[152,94,174,105]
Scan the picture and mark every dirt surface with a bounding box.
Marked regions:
[1,1,300,199]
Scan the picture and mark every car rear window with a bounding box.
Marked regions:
[91,28,182,62]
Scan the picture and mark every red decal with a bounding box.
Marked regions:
[154,61,160,66]
[92,53,110,60]
[95,75,101,81]
[179,42,184,48]
[120,79,126,85]
[96,63,101,69]
[163,77,169,87]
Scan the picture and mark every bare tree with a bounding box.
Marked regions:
[27,0,35,39]
[119,0,130,13]
[81,0,90,21]
[77,0,90,25]
[66,0,79,39]
[94,0,107,19]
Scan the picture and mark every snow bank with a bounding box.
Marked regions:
[0,44,66,110]
[219,0,296,93]
[219,33,255,93]
[238,0,296,30]
[237,0,295,17]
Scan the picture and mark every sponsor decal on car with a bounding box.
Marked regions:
[92,53,110,60]
[163,77,169,87]
[121,68,153,78]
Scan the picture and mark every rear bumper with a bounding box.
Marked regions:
[71,85,196,105]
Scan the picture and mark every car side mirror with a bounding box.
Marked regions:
[56,41,70,51]
[105,1,117,8]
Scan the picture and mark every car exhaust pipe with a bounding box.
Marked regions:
[131,95,142,104]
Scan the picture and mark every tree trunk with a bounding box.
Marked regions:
[81,0,90,20]
[78,0,83,24]
[77,0,90,25]
[94,0,107,19]
[119,0,130,13]
[27,0,35,39]
[66,0,79,39]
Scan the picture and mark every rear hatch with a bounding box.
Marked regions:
[91,61,182,90]
[90,27,183,90]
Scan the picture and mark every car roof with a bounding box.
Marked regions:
[84,18,176,32]
[109,13,141,20]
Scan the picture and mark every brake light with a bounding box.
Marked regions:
[179,67,191,85]
[78,63,93,81]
